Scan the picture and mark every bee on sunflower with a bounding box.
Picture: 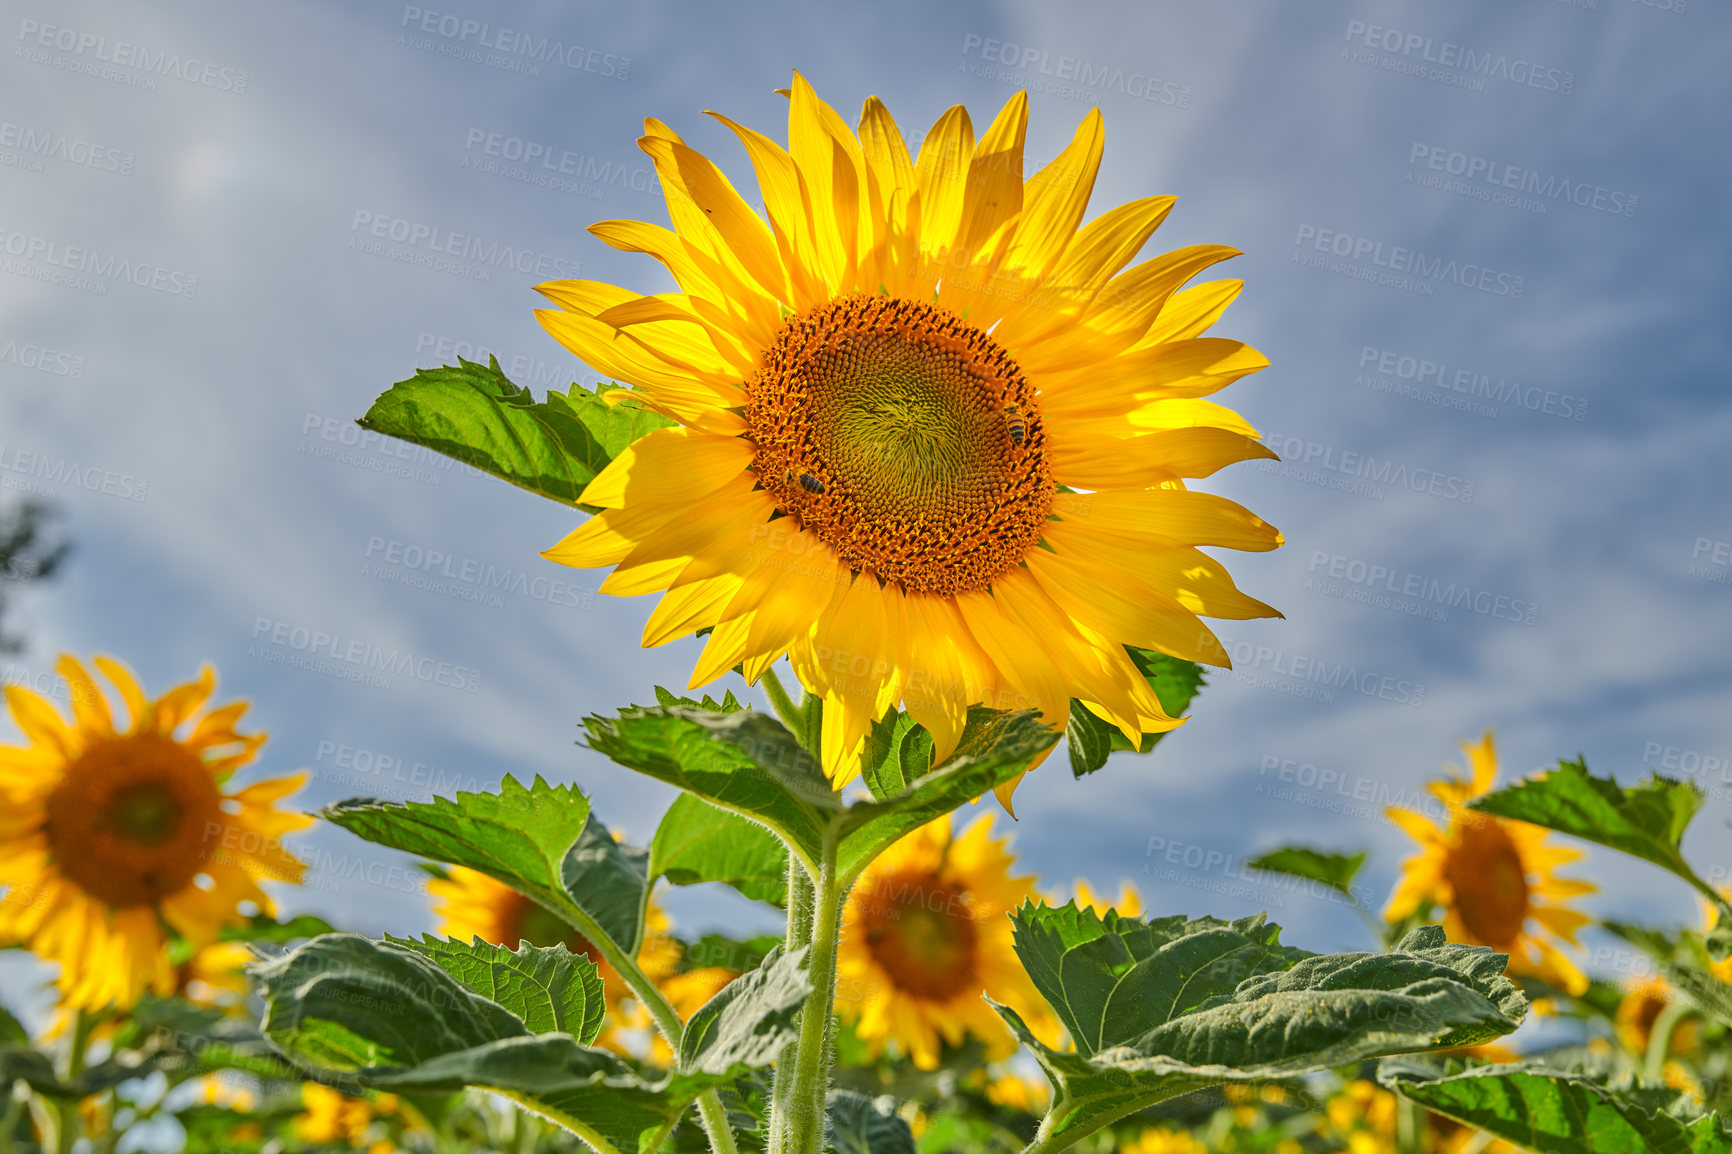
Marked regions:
[535,72,1282,802]
[1385,732,1595,995]
[0,655,310,1012]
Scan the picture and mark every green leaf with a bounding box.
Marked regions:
[389,935,606,1044]
[1002,914,1525,1150]
[562,812,651,956]
[585,706,841,870]
[1129,648,1207,721]
[323,775,590,931]
[1381,1059,1732,1153]
[837,707,1054,883]
[1468,759,1732,957]
[358,358,671,510]
[860,710,936,800]
[826,1090,916,1154]
[650,793,788,907]
[0,1002,26,1045]
[653,685,746,713]
[1245,846,1368,901]
[1064,701,1115,778]
[677,946,810,1075]
[252,933,708,1153]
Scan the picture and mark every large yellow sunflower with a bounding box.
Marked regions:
[835,811,1051,1069]
[536,73,1282,796]
[0,655,310,1012]
[1385,732,1595,995]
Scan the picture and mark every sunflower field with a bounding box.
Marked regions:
[4,46,1729,1154]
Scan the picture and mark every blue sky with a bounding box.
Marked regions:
[3,0,1730,1031]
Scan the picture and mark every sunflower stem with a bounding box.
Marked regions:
[760,668,805,737]
[544,896,736,1154]
[770,830,844,1154]
[1395,1095,1427,1154]
[53,1011,92,1154]
[1643,998,1691,1084]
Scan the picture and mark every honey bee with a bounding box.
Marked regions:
[1004,404,1027,448]
[798,472,825,494]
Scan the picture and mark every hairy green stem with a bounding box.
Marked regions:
[1395,1095,1426,1154]
[546,897,736,1154]
[760,668,804,735]
[770,832,843,1154]
[53,1011,92,1154]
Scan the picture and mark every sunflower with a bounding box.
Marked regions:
[1615,976,1699,1058]
[294,1083,399,1152]
[1385,732,1595,995]
[835,811,1050,1069]
[1118,1126,1209,1154]
[0,656,310,1012]
[428,865,706,1057]
[1067,877,1142,918]
[536,73,1282,798]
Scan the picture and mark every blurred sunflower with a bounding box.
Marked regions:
[1615,975,1699,1058]
[537,73,1282,798]
[1385,732,1595,995]
[835,811,1051,1069]
[1066,877,1142,917]
[294,1083,398,1153]
[428,865,721,1059]
[0,655,309,1011]
[1118,1126,1209,1154]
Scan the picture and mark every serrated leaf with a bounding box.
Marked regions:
[1065,700,1115,778]
[1246,846,1368,900]
[653,685,745,713]
[585,706,840,869]
[678,946,810,1075]
[650,793,788,907]
[251,933,717,1153]
[389,935,605,1044]
[1380,1059,1732,1154]
[1002,915,1525,1149]
[860,710,935,800]
[323,775,589,927]
[826,1090,916,1154]
[1468,759,1732,956]
[358,358,671,510]
[837,708,1053,883]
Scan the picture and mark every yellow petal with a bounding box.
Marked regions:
[787,72,866,291]
[856,96,918,293]
[1050,489,1282,552]
[704,111,830,307]
[1023,546,1230,667]
[579,427,753,510]
[1000,107,1103,281]
[54,655,113,734]
[913,105,976,266]
[1038,338,1270,412]
[1137,279,1243,345]
[1051,427,1276,489]
[3,685,76,759]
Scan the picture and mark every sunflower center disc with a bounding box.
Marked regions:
[859,870,978,1001]
[745,294,1053,595]
[44,734,223,908]
[1445,817,1531,947]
